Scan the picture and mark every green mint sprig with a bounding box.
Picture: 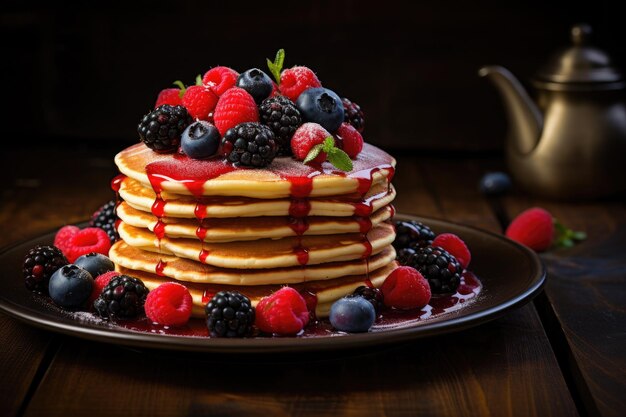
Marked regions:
[303,136,353,172]
[173,80,186,98]
[554,220,587,248]
[267,49,285,85]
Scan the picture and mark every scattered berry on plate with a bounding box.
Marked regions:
[93,275,149,319]
[342,97,365,133]
[88,271,119,305]
[23,245,68,294]
[49,264,94,309]
[335,122,363,159]
[347,285,384,315]
[181,85,218,121]
[259,95,302,156]
[393,220,436,251]
[54,226,112,263]
[155,87,182,108]
[479,171,512,196]
[409,246,462,294]
[295,87,345,134]
[145,282,193,327]
[279,66,322,102]
[291,122,331,163]
[137,104,193,153]
[432,233,471,269]
[236,68,274,104]
[222,122,277,167]
[74,252,115,278]
[505,207,554,252]
[89,200,119,244]
[255,287,310,335]
[213,87,259,136]
[202,66,239,96]
[205,290,255,337]
[380,266,431,310]
[329,296,376,333]
[181,120,221,159]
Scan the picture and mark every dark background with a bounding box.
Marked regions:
[2,0,624,153]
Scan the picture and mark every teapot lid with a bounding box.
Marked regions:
[533,24,624,89]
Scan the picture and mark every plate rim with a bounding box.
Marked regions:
[0,214,546,353]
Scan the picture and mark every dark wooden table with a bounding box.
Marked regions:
[1,144,624,417]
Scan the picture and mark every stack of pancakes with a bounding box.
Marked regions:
[109,142,398,318]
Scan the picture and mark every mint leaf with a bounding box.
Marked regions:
[322,136,335,153]
[554,219,586,248]
[195,74,203,86]
[267,49,285,84]
[572,231,587,241]
[327,148,353,172]
[173,80,186,98]
[303,144,324,164]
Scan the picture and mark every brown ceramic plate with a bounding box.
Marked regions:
[0,215,545,353]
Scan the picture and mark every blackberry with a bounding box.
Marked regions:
[342,97,365,133]
[137,104,192,153]
[411,245,462,294]
[393,220,436,251]
[348,286,384,315]
[259,96,302,155]
[94,275,149,319]
[23,245,68,294]
[89,200,119,244]
[205,291,255,338]
[222,122,277,167]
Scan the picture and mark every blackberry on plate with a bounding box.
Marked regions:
[259,96,302,156]
[137,104,192,153]
[342,97,365,133]
[93,275,149,319]
[221,122,277,167]
[393,220,436,251]
[411,245,462,294]
[205,291,255,338]
[90,200,119,244]
[23,245,68,294]
[348,285,384,315]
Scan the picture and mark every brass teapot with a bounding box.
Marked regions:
[479,24,626,199]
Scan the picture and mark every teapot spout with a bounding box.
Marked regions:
[479,65,543,155]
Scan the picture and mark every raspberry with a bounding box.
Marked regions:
[255,287,310,335]
[182,85,218,121]
[54,226,111,263]
[432,233,471,269]
[380,266,431,310]
[291,123,331,163]
[342,97,365,133]
[88,271,120,305]
[145,282,193,327]
[202,66,239,96]
[279,66,322,102]
[155,88,182,108]
[213,87,259,136]
[335,122,363,158]
[505,207,554,252]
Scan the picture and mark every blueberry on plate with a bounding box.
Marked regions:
[295,87,345,133]
[74,252,115,278]
[479,171,512,196]
[48,264,94,309]
[236,68,273,104]
[329,296,376,333]
[181,121,221,159]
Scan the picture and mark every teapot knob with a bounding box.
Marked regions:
[571,23,592,46]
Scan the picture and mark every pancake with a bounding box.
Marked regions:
[117,261,398,318]
[119,176,396,219]
[110,240,396,285]
[115,142,396,199]
[117,221,396,269]
[117,201,394,242]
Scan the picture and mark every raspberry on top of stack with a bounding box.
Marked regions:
[110,49,399,321]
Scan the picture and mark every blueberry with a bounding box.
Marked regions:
[181,121,220,159]
[74,252,115,277]
[48,264,94,308]
[236,68,273,104]
[295,87,345,133]
[329,296,376,333]
[479,171,512,196]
